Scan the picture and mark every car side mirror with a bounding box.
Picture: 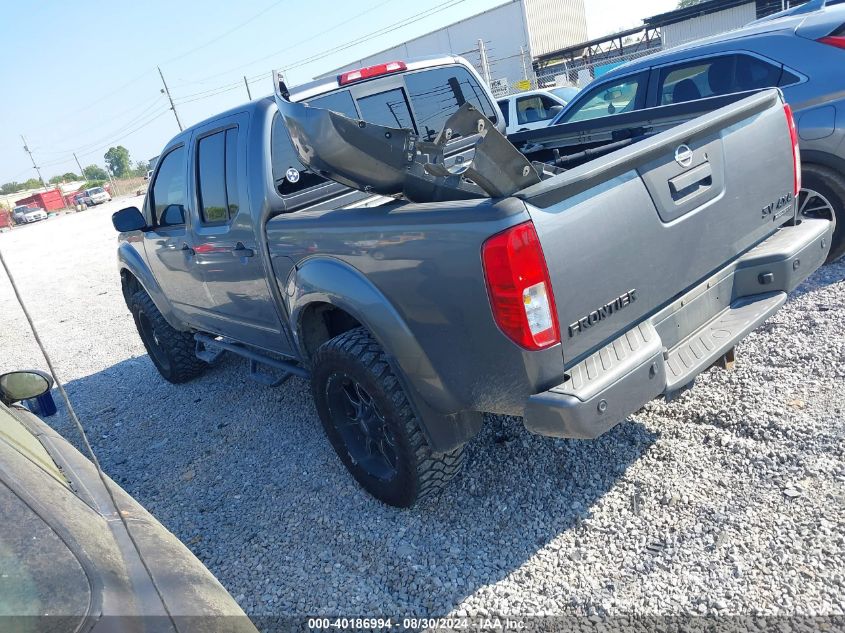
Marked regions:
[112,206,147,232]
[549,104,563,115]
[0,370,53,405]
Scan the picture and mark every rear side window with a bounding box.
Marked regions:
[496,100,510,126]
[357,88,415,129]
[196,128,239,223]
[404,66,498,141]
[559,73,645,124]
[271,114,328,196]
[151,146,187,227]
[658,54,783,106]
[307,90,358,117]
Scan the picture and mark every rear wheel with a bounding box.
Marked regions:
[311,327,464,507]
[130,290,207,383]
[799,164,845,263]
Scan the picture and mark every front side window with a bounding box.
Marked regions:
[151,146,187,227]
[404,65,498,141]
[658,54,783,106]
[559,73,645,124]
[356,88,414,130]
[515,95,560,125]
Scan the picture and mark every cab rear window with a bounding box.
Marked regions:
[404,66,498,141]
[307,90,358,117]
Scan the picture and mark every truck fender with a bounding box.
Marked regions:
[286,256,482,453]
[117,242,184,331]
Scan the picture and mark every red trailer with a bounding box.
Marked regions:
[15,188,67,211]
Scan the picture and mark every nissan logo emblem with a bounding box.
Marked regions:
[675,144,693,168]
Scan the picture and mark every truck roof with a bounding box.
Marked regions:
[287,54,471,101]
[163,54,495,152]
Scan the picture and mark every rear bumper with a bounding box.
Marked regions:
[523,218,833,439]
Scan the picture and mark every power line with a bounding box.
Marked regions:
[176,0,467,109]
[34,97,167,155]
[161,0,289,67]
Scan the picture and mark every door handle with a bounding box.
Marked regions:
[669,162,712,198]
[232,242,254,258]
[181,243,195,256]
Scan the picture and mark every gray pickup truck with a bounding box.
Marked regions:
[112,55,833,507]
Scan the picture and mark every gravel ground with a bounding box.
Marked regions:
[1,200,843,622]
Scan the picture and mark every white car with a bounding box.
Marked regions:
[80,186,112,206]
[11,205,48,225]
[496,86,581,135]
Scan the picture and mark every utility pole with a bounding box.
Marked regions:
[157,66,183,131]
[105,165,119,197]
[73,152,85,180]
[243,76,253,100]
[20,135,46,189]
[477,39,492,86]
[520,46,529,81]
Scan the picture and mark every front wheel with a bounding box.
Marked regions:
[311,328,464,507]
[799,164,845,263]
[130,290,207,383]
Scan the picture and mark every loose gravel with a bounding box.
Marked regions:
[0,200,843,621]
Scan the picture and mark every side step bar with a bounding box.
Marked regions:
[194,334,309,386]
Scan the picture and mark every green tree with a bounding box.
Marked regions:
[677,0,705,7]
[83,165,108,180]
[0,182,23,195]
[132,160,150,177]
[22,178,42,190]
[48,173,78,184]
[104,146,131,177]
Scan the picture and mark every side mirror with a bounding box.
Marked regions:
[112,206,147,232]
[0,370,53,405]
[549,104,564,115]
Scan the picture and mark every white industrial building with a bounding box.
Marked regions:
[323,0,588,96]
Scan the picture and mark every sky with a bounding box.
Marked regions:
[0,0,675,184]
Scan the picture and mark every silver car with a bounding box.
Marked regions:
[549,2,845,261]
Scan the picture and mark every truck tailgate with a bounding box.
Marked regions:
[516,90,797,366]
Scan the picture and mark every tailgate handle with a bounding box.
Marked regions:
[669,162,712,200]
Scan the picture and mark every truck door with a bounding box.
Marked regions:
[188,114,290,355]
[143,144,210,322]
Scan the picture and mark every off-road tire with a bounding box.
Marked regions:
[130,290,207,384]
[311,327,464,507]
[801,164,845,263]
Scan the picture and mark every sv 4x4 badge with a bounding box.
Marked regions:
[762,192,793,222]
[568,289,638,337]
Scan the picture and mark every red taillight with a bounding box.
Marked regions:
[482,221,560,350]
[338,61,407,86]
[818,35,845,49]
[784,103,801,196]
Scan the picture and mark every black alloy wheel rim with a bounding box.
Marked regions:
[798,188,835,221]
[138,311,172,373]
[325,373,399,481]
